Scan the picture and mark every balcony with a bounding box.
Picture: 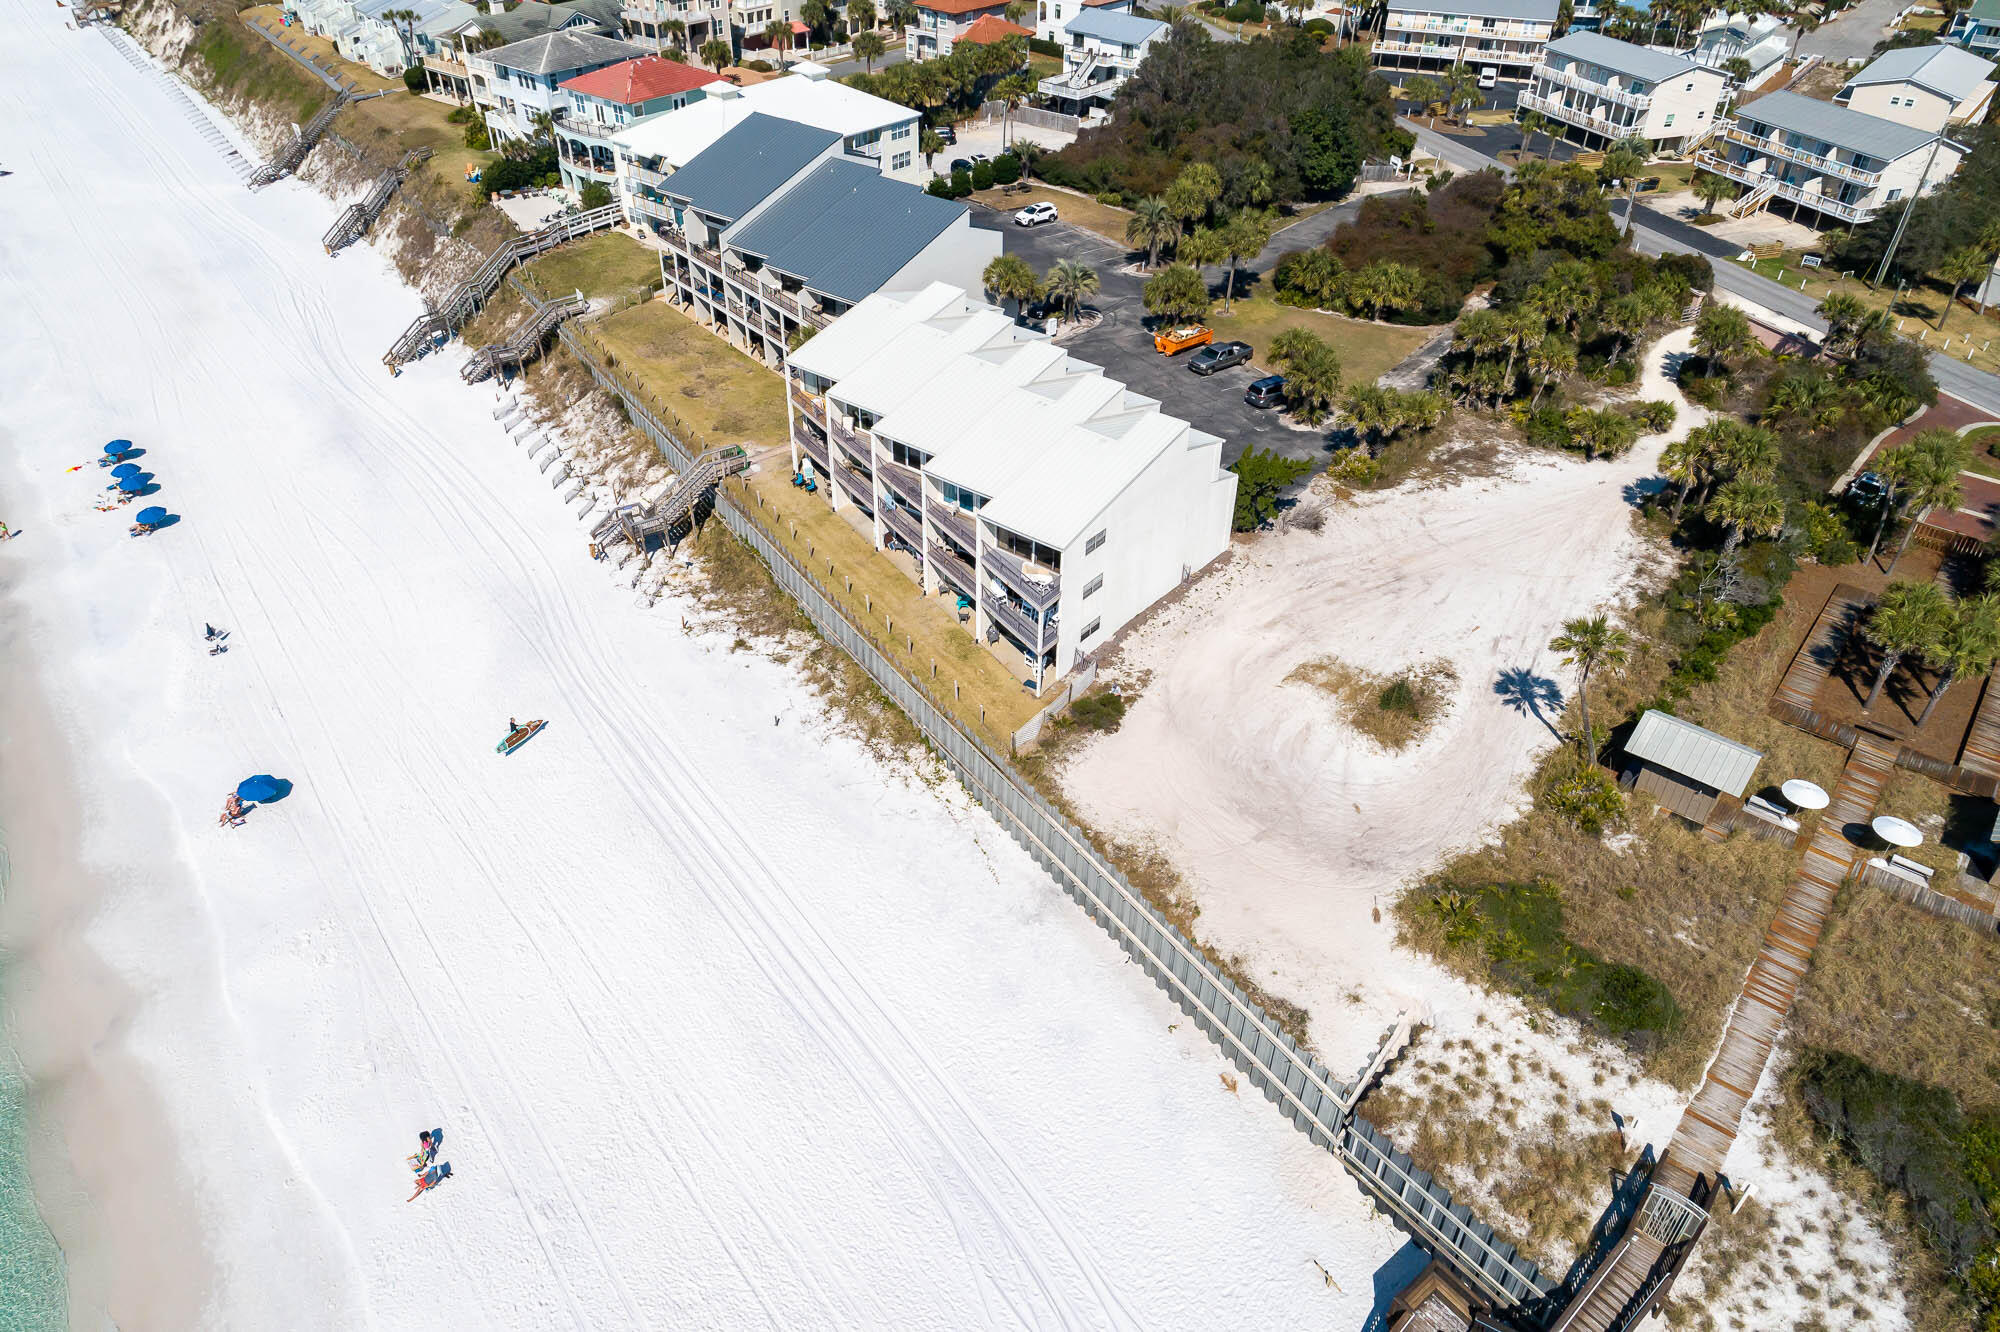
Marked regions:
[1722,124,1883,185]
[1385,14,1548,38]
[983,543,1061,611]
[789,385,826,425]
[793,419,830,472]
[1694,150,1876,222]
[1520,89,1643,140]
[981,589,1054,653]
[930,503,976,557]
[629,194,674,224]
[1535,61,1652,110]
[880,497,923,550]
[877,456,922,503]
[830,419,869,468]
[1373,37,1541,61]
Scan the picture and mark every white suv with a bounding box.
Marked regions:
[1013,202,1059,227]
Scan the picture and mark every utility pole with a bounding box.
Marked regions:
[1870,133,1947,291]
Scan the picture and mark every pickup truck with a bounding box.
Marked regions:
[1153,325,1213,355]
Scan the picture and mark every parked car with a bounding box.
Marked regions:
[1244,374,1286,408]
[949,157,973,174]
[1478,66,1498,89]
[1014,201,1059,226]
[1187,341,1253,375]
[1153,324,1214,355]
[1848,471,1889,505]
[935,123,957,145]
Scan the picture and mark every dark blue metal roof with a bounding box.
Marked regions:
[729,159,967,304]
[660,113,839,222]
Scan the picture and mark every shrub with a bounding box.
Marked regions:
[1327,449,1380,485]
[742,58,775,71]
[971,159,995,191]
[1094,190,1125,206]
[578,181,612,209]
[1229,447,1313,529]
[1540,765,1625,835]
[479,145,556,196]
[1303,16,1334,33]
[463,118,491,151]
[1378,677,1419,715]
[1634,400,1677,433]
[1221,0,1265,19]
[991,153,1020,185]
[927,174,954,198]
[403,64,426,94]
[950,166,973,198]
[1653,251,1713,294]
[1068,691,1127,731]
[1029,35,1063,57]
[1680,372,1728,409]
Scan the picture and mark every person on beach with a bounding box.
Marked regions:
[218,794,245,828]
[408,1161,451,1201]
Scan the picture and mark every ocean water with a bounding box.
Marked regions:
[0,840,67,1332]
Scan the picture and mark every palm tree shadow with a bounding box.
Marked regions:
[1494,666,1565,739]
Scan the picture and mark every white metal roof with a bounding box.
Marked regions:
[613,72,916,166]
[1625,709,1763,797]
[1842,43,1996,102]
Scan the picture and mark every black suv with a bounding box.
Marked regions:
[1187,341,1252,375]
[1244,374,1285,408]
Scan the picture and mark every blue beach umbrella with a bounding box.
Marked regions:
[135,506,169,525]
[236,775,283,803]
[103,440,133,456]
[112,462,143,478]
[117,473,153,493]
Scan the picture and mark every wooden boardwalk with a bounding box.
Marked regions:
[1958,677,2000,781]
[1549,734,1894,1332]
[1772,585,1871,718]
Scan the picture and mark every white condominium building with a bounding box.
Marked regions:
[786,283,1238,693]
[1521,32,1727,154]
[1697,89,1969,227]
[1836,43,1997,132]
[1372,0,1559,83]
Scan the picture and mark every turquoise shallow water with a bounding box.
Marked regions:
[0,841,67,1332]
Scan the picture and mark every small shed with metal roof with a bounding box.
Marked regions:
[1622,709,1764,824]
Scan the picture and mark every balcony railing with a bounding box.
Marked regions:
[1694,150,1876,222]
[931,504,976,557]
[877,456,922,503]
[793,420,830,472]
[1519,89,1643,140]
[789,386,826,424]
[1721,124,1883,185]
[880,497,923,549]
[982,589,1054,653]
[830,419,869,467]
[1384,15,1549,38]
[628,194,674,223]
[983,543,1061,611]
[1373,37,1541,60]
[931,543,974,597]
[1535,61,1652,109]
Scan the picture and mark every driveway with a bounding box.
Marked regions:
[1793,0,1902,61]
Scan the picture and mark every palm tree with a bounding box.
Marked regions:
[852,28,886,71]
[381,8,420,65]
[1142,263,1211,325]
[1218,209,1274,313]
[1342,384,1404,456]
[1603,137,1648,238]
[1549,615,1630,758]
[1404,74,1447,127]
[1125,195,1178,270]
[1706,477,1784,557]
[1525,333,1576,408]
[1693,302,1753,369]
[1268,329,1344,424]
[919,125,944,168]
[762,18,792,64]
[1863,581,1950,710]
[1816,291,1870,357]
[1885,438,1966,574]
[1527,266,1593,336]
[1444,61,1482,124]
[1660,429,1717,519]
[1599,291,1656,369]
[1715,421,1778,483]
[848,0,878,32]
[1918,595,2000,726]
[1004,0,1032,23]
[660,18,687,50]
[700,37,733,73]
[982,254,1040,320]
[1765,374,1846,437]
[992,73,1034,149]
[1177,226,1228,285]
[1518,109,1547,160]
[887,0,918,34]
[1043,258,1099,324]
[1934,246,1989,333]
[1692,170,1736,219]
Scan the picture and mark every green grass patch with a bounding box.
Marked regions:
[519,231,662,305]
[1414,881,1683,1042]
[189,17,323,125]
[1208,296,1437,386]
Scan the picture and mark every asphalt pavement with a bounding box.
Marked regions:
[1400,118,2000,415]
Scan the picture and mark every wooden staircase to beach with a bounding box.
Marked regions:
[1549,733,1893,1332]
[322,146,431,254]
[460,294,588,383]
[589,447,753,554]
[249,88,374,190]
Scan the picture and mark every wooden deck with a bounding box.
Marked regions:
[1958,676,2000,781]
[1772,584,1870,718]
[1548,733,1893,1332]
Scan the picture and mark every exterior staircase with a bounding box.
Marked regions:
[1730,175,1780,218]
[249,89,365,189]
[323,147,432,254]
[460,294,589,382]
[590,447,754,552]
[383,203,621,371]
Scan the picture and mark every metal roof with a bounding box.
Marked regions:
[1542,31,1705,85]
[482,29,646,75]
[1842,43,1996,101]
[1390,0,1556,22]
[454,1,606,43]
[1625,710,1763,797]
[1062,7,1168,43]
[661,113,840,221]
[728,159,968,304]
[1733,89,1939,161]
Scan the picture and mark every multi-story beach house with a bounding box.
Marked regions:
[1520,32,1726,154]
[1684,12,1788,92]
[424,1,620,101]
[1371,0,1559,83]
[295,0,475,76]
[1696,89,1969,227]
[644,114,997,367]
[554,56,726,193]
[1031,0,1132,46]
[905,0,1021,59]
[1948,0,2000,58]
[612,65,927,225]
[1037,8,1168,116]
[1835,43,1997,132]
[470,30,649,146]
[785,282,1237,693]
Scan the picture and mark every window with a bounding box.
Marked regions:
[891,123,912,140]
[1085,528,1106,554]
[1663,113,1675,126]
[892,151,912,170]
[1886,187,1903,201]
[1082,574,1103,599]
[1081,618,1101,641]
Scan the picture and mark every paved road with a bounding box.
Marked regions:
[1793,0,1902,61]
[814,45,911,78]
[1402,118,2000,415]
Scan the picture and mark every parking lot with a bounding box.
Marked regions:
[974,209,1338,465]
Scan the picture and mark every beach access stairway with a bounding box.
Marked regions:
[1548,733,1893,1332]
[383,204,621,370]
[249,89,377,190]
[461,295,588,383]
[323,147,432,254]
[590,447,755,552]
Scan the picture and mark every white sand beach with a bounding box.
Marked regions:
[0,8,1425,1328]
